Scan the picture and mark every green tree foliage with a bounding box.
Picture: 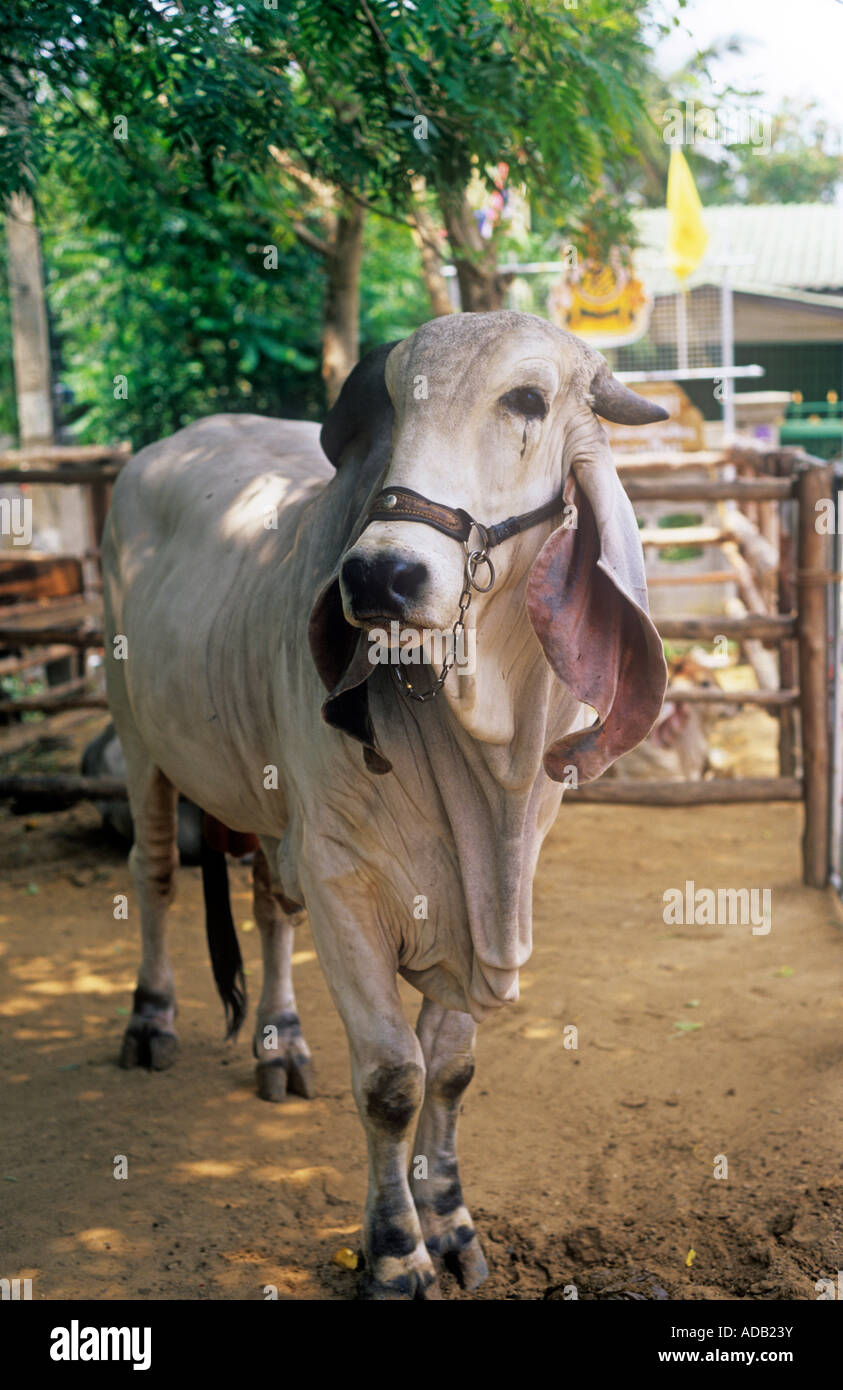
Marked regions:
[628,35,843,209]
[46,217,324,446]
[1,1,328,443]
[3,1,652,202]
[699,101,843,206]
[0,0,661,442]
[359,215,433,350]
[269,0,653,224]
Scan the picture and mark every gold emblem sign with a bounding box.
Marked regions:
[548,252,652,349]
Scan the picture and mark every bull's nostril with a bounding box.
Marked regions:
[340,556,368,597]
[388,559,427,604]
[341,553,428,618]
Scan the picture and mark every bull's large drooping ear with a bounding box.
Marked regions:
[526,459,667,784]
[320,341,401,468]
[307,575,392,774]
[308,341,403,775]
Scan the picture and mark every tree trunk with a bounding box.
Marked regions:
[267,147,365,406]
[437,187,506,312]
[321,199,365,407]
[5,190,87,686]
[5,191,54,446]
[410,179,453,318]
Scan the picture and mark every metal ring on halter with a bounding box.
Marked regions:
[467,549,495,592]
[361,485,566,704]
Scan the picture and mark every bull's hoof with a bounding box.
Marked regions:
[255,1053,316,1103]
[119,1023,179,1071]
[358,1259,440,1301]
[441,1231,489,1291]
[255,1058,288,1103]
[416,1193,490,1291]
[286,1053,316,1099]
[119,987,178,1070]
[253,1011,315,1102]
[356,1214,439,1300]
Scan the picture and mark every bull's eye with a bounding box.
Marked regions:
[500,386,548,420]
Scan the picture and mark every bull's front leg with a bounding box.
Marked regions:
[411,999,489,1290]
[300,867,437,1300]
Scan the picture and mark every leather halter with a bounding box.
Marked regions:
[357,482,567,702]
[361,484,566,552]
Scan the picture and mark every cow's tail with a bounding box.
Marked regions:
[199,815,252,1039]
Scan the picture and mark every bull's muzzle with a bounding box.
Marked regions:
[340,552,429,623]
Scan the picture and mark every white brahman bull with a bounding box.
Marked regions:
[102,311,667,1299]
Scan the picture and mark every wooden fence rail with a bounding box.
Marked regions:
[655,615,795,641]
[0,448,122,758]
[0,466,124,485]
[567,453,834,888]
[0,774,127,802]
[0,441,836,886]
[572,777,804,806]
[624,477,794,504]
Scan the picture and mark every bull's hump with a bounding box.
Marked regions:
[117,415,331,509]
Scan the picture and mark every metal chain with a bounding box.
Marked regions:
[392,539,495,702]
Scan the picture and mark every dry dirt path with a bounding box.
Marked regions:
[1,795,841,1300]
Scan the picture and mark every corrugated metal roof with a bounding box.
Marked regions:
[633,204,843,297]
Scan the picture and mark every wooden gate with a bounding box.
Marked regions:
[568,445,834,889]
[0,442,837,888]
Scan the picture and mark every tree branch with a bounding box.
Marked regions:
[268,145,336,209]
[357,0,427,114]
[291,221,331,257]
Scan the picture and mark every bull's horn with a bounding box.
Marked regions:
[590,367,669,425]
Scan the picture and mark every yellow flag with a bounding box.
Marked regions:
[666,147,708,281]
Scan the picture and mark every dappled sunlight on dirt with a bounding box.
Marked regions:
[1,788,841,1299]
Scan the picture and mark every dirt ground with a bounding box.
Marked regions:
[1,720,842,1301]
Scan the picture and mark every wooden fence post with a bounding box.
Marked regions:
[775,452,798,777]
[795,459,833,887]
